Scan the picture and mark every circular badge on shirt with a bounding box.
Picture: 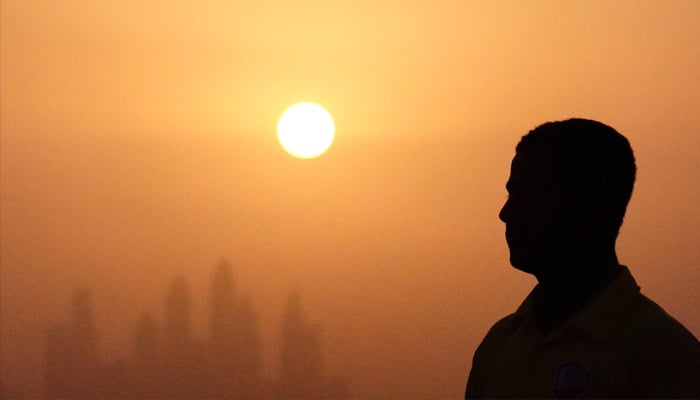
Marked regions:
[555,362,591,399]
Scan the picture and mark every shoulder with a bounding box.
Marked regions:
[472,314,519,361]
[621,294,700,397]
[624,293,699,347]
[466,314,520,399]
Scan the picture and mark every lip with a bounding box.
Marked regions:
[504,228,513,247]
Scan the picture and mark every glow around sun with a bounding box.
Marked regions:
[277,102,335,159]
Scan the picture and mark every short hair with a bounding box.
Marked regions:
[516,118,636,238]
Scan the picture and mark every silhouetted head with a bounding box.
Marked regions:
[499,118,636,279]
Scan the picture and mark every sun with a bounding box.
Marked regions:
[277,102,335,159]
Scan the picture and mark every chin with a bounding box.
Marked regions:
[509,255,538,275]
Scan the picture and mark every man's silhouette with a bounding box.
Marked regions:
[465,119,699,398]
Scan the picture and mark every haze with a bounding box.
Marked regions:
[2,1,699,398]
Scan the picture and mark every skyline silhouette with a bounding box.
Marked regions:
[43,260,350,399]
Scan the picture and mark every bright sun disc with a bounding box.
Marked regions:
[277,102,335,159]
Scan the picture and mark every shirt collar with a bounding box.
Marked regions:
[512,266,641,340]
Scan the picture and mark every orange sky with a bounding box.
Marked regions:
[2,1,699,398]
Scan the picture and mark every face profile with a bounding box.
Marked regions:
[499,150,567,277]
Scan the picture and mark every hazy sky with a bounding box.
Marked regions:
[2,1,699,398]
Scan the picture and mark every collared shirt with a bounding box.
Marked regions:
[465,266,700,399]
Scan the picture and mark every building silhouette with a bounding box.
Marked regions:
[162,276,207,398]
[43,261,349,399]
[208,259,264,398]
[132,312,160,397]
[45,323,72,398]
[164,276,193,358]
[45,287,99,399]
[236,296,264,397]
[279,290,323,398]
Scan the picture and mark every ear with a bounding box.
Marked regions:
[569,190,606,234]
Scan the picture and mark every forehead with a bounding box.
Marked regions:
[507,151,560,190]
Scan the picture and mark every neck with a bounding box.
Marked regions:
[538,259,619,295]
[531,249,621,334]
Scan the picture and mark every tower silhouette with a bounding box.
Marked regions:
[132,312,160,398]
[209,260,239,397]
[208,259,263,398]
[71,288,99,368]
[44,287,99,399]
[162,277,196,398]
[165,277,193,352]
[210,259,236,348]
[236,296,263,398]
[45,323,70,398]
[279,291,323,398]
